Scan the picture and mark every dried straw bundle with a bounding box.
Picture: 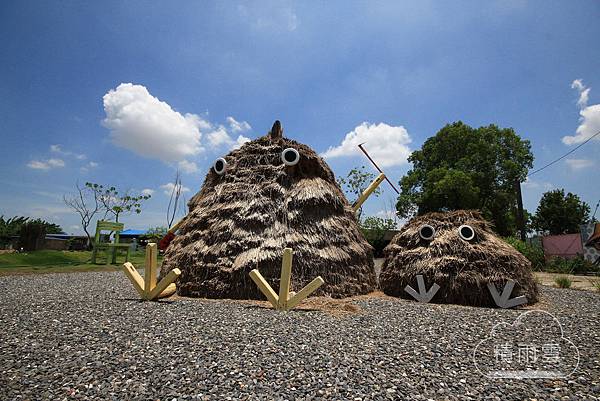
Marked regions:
[380,210,538,307]
[160,124,376,299]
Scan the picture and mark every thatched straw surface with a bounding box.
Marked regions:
[159,125,376,299]
[379,210,538,307]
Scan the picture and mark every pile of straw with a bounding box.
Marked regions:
[160,123,376,299]
[379,210,538,307]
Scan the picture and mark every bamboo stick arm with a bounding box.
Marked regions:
[352,173,386,212]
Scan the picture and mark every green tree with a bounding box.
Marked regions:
[532,189,590,235]
[396,121,533,236]
[86,182,151,222]
[338,166,382,220]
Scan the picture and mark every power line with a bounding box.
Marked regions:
[527,129,600,177]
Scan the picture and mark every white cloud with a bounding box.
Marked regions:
[50,144,86,160]
[234,135,251,149]
[208,126,251,151]
[103,83,204,163]
[563,79,600,145]
[565,158,594,171]
[178,160,199,174]
[160,182,191,196]
[141,188,155,196]
[226,116,251,133]
[571,79,590,108]
[522,177,553,191]
[80,161,99,173]
[27,158,65,170]
[321,122,412,168]
[207,126,232,148]
[102,83,253,170]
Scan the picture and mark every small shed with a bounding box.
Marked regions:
[541,233,583,260]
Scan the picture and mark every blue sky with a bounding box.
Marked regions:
[1,1,599,233]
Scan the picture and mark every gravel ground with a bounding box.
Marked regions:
[0,271,599,401]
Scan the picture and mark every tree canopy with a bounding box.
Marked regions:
[396,121,534,236]
[532,189,591,235]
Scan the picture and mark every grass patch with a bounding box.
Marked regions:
[554,275,572,289]
[0,249,161,275]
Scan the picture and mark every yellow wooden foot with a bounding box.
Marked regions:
[248,247,325,311]
[122,242,180,301]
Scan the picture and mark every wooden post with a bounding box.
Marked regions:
[352,173,386,213]
[249,269,279,308]
[278,248,293,310]
[286,277,324,310]
[147,268,181,300]
[515,179,526,241]
[144,243,158,299]
[123,262,145,297]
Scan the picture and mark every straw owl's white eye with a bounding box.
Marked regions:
[213,157,227,175]
[281,148,300,166]
[418,224,436,241]
[458,224,475,241]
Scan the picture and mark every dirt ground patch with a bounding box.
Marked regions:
[534,271,600,291]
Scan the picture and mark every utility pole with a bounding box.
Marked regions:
[515,179,526,241]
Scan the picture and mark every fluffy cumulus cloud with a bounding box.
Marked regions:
[102,83,253,171]
[562,79,600,145]
[103,83,204,163]
[141,188,155,196]
[27,158,65,170]
[321,122,412,168]
[160,182,191,196]
[565,158,594,170]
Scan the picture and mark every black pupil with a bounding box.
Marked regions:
[421,226,433,238]
[284,150,296,163]
[215,160,224,171]
[461,227,473,238]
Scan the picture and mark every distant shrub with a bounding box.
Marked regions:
[361,217,396,258]
[504,237,545,271]
[546,256,598,275]
[554,275,572,289]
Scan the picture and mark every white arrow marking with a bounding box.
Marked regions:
[404,275,440,303]
[487,280,527,308]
